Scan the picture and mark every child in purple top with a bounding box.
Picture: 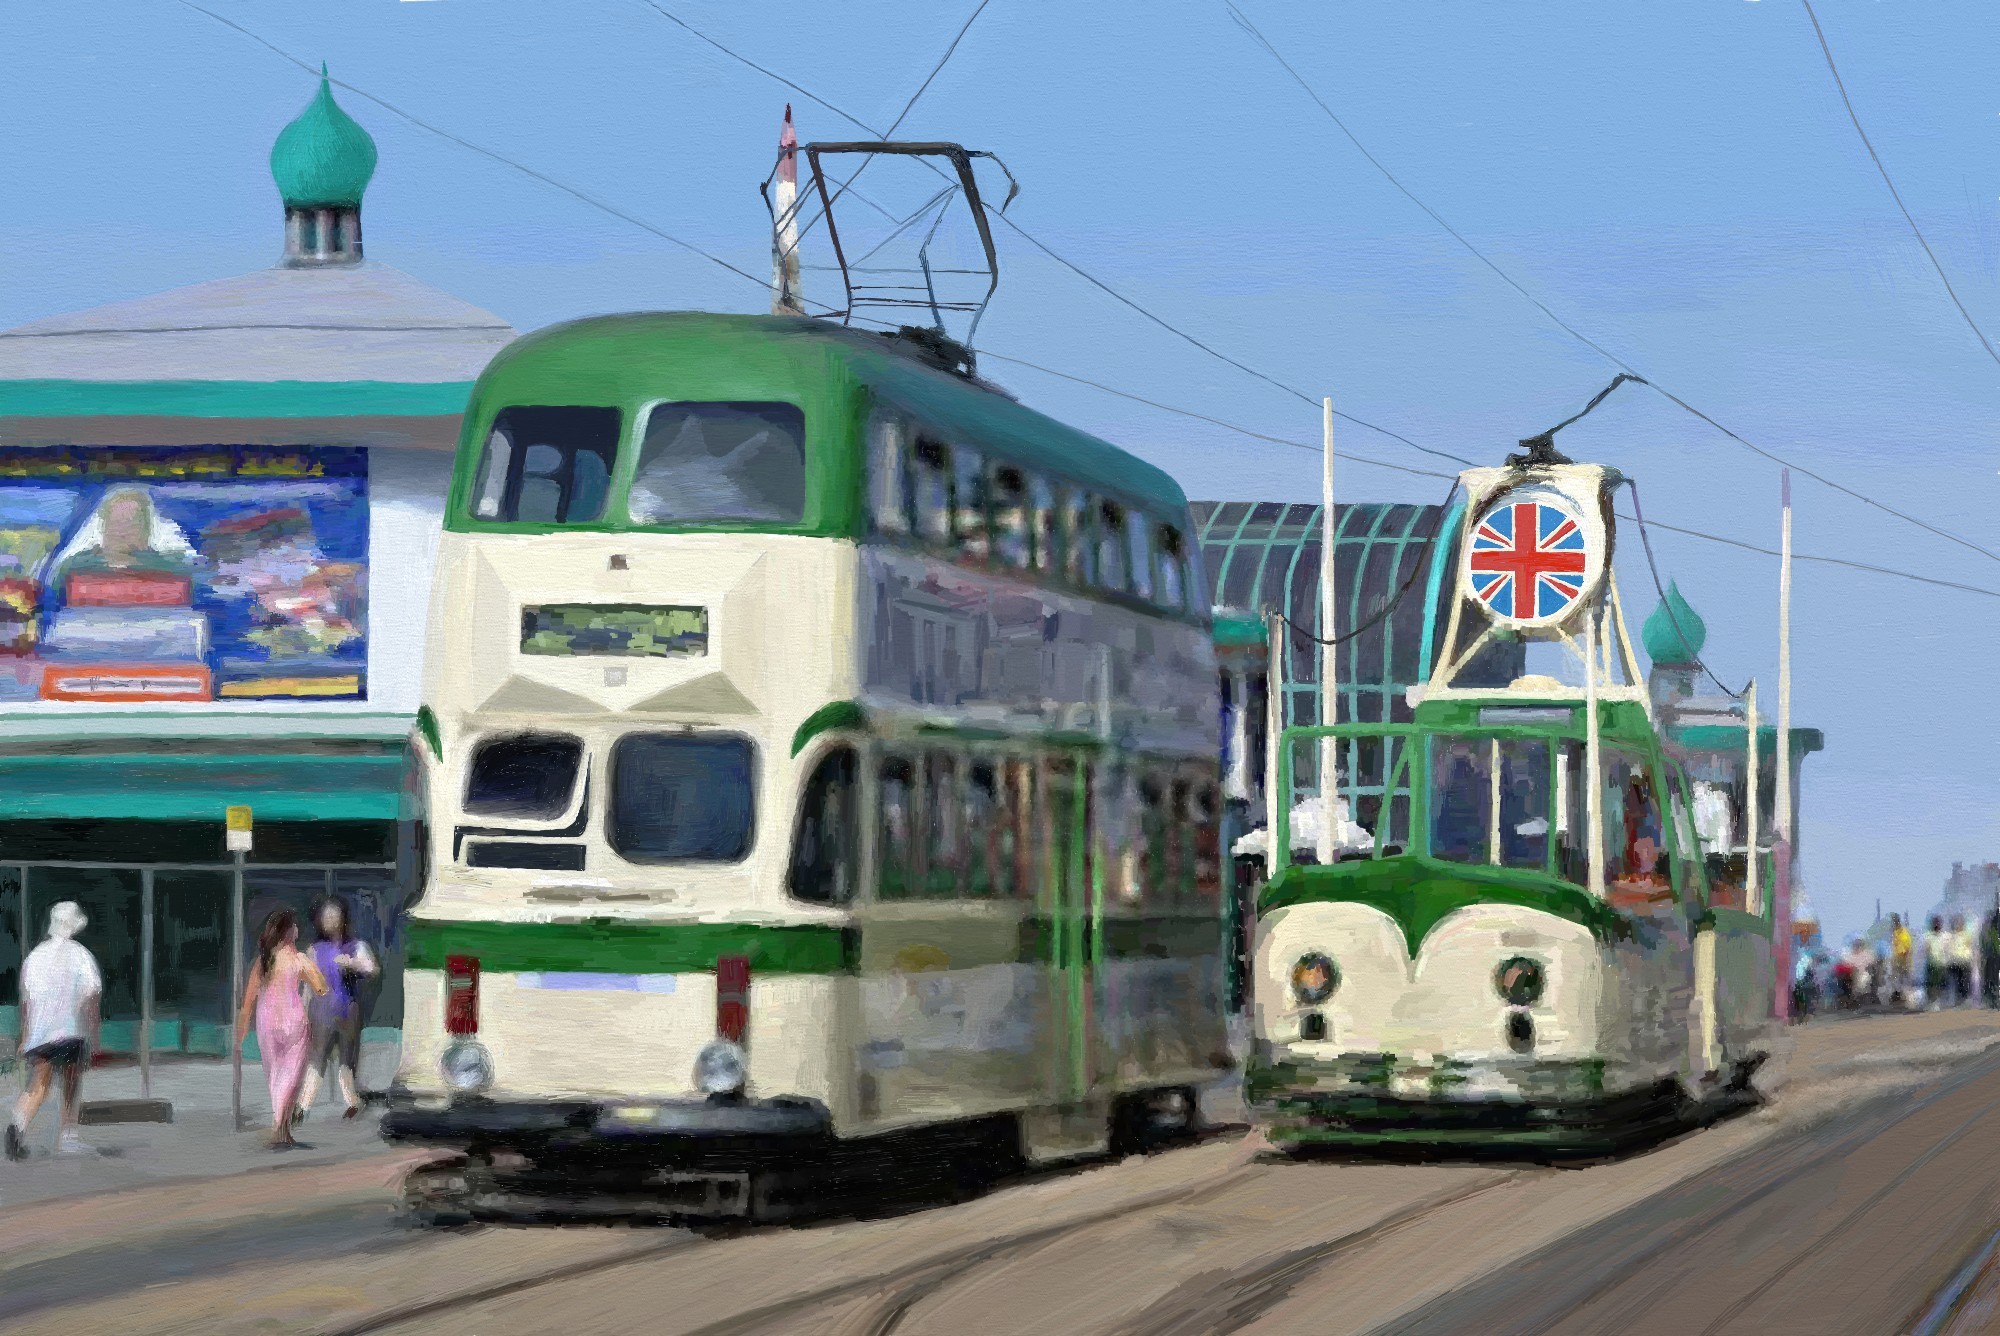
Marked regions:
[297,897,377,1120]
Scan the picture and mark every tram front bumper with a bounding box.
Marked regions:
[381,1090,834,1153]
[1247,1053,1683,1154]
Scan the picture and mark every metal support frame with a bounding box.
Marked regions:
[140,868,153,1100]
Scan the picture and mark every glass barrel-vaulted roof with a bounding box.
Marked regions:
[1194,499,1525,816]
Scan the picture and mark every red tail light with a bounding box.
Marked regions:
[716,954,750,1044]
[445,954,480,1036]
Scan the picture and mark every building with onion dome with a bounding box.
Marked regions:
[0,71,515,1067]
[1642,583,1822,913]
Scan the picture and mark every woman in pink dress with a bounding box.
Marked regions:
[236,909,327,1149]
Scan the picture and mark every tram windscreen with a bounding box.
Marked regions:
[471,407,620,524]
[464,733,583,820]
[610,733,755,862]
[1428,737,1552,871]
[627,402,806,525]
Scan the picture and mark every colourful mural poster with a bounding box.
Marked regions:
[0,446,368,701]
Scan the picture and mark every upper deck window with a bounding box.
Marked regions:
[472,407,619,524]
[628,401,806,526]
[609,733,756,863]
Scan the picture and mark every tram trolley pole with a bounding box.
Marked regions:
[227,806,252,1132]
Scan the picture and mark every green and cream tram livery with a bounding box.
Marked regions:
[385,313,1229,1213]
[1248,461,1775,1154]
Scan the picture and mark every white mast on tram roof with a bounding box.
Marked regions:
[1318,397,1339,865]
[1773,469,1795,1019]
[772,105,805,317]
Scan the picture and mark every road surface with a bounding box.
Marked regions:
[7,1014,2000,1335]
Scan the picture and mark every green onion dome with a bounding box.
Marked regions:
[270,66,377,209]
[1642,581,1707,666]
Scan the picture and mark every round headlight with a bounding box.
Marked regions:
[440,1040,493,1093]
[694,1039,748,1096]
[1291,952,1339,1005]
[1495,956,1546,1007]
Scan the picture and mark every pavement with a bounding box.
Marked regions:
[0,1037,406,1210]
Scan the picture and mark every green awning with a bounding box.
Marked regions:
[1671,724,1825,758]
[0,379,476,419]
[0,752,404,822]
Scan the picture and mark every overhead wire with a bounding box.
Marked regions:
[640,0,1475,471]
[1626,479,1752,698]
[177,3,2000,607]
[1800,0,2000,372]
[1224,1,2000,568]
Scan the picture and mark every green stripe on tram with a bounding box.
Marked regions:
[406,918,859,975]
[406,915,1222,976]
[1259,857,1630,957]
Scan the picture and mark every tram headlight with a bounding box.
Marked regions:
[1495,956,1546,1007]
[440,1040,493,1093]
[1291,952,1339,1005]
[695,1039,748,1097]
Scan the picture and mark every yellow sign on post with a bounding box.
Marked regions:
[226,804,253,853]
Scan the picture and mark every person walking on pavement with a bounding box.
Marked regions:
[1925,916,1950,1010]
[1981,911,2000,1008]
[297,897,376,1122]
[236,908,327,1150]
[6,902,101,1160]
[1890,914,1915,1008]
[1950,915,1978,1008]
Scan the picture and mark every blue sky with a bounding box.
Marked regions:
[6,1,1999,936]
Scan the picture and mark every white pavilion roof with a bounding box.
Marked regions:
[0,262,515,384]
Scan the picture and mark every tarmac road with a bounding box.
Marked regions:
[7,1012,2000,1336]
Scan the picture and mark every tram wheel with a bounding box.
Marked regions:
[397,1158,478,1229]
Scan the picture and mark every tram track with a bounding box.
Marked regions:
[327,1135,1260,1336]
[1374,1042,2000,1335]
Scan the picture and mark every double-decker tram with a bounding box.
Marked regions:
[1248,457,1776,1157]
[384,312,1229,1218]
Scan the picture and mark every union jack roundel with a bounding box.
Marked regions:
[1467,497,1589,623]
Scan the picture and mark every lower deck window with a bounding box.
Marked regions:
[464,734,583,821]
[609,734,755,862]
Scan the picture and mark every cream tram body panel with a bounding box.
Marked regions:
[404,527,1225,1134]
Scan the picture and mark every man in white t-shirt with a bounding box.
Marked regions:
[7,902,102,1159]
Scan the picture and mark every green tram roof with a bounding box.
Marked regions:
[453,312,1190,523]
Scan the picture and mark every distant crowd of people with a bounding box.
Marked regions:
[1793,911,2000,1018]
[7,897,376,1159]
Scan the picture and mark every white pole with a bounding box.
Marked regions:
[772,105,804,317]
[1745,680,1761,916]
[1773,469,1795,1020]
[1265,609,1285,854]
[1584,607,1604,898]
[1317,397,1338,864]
